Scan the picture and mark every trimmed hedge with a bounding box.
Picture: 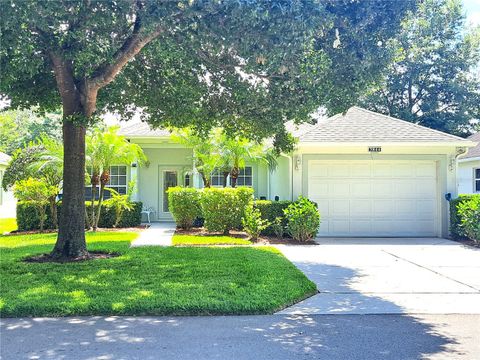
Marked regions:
[200,187,253,233]
[167,187,202,229]
[253,200,293,235]
[450,195,477,239]
[16,201,142,231]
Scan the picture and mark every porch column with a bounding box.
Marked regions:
[130,164,139,201]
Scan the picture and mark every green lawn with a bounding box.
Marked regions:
[0,231,316,317]
[0,218,17,233]
[173,234,252,246]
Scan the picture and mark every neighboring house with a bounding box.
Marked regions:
[457,132,480,195]
[119,107,475,238]
[0,151,11,206]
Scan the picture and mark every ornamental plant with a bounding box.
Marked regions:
[284,197,320,241]
[167,187,202,230]
[457,196,480,243]
[242,204,270,241]
[13,178,58,232]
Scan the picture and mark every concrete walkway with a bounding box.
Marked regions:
[276,238,480,315]
[2,314,479,359]
[130,222,175,247]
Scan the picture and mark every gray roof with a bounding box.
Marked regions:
[118,122,171,137]
[118,107,472,146]
[298,107,469,144]
[461,132,480,159]
[0,151,11,166]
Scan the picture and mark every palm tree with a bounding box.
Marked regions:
[217,132,277,188]
[171,128,220,187]
[87,126,147,230]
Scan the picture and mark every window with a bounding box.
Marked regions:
[236,167,253,186]
[209,166,253,187]
[475,168,480,193]
[210,170,224,187]
[85,165,128,200]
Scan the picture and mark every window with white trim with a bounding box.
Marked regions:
[85,165,128,200]
[236,166,253,186]
[210,170,224,187]
[475,168,480,193]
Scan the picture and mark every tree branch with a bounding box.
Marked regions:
[48,51,81,114]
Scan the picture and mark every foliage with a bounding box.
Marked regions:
[456,195,480,243]
[2,145,43,191]
[167,187,202,229]
[172,234,251,246]
[200,187,253,234]
[16,201,142,231]
[242,203,270,241]
[361,0,480,135]
[449,195,476,239]
[0,109,62,155]
[0,232,317,317]
[86,126,147,230]
[105,182,136,228]
[253,200,294,236]
[271,217,285,239]
[284,197,320,241]
[13,178,57,231]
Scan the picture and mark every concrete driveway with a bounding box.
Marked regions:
[277,238,480,315]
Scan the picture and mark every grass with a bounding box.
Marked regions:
[0,231,317,317]
[0,218,17,233]
[173,234,252,246]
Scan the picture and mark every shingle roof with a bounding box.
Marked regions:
[298,107,469,144]
[118,122,171,137]
[0,151,11,165]
[461,132,480,159]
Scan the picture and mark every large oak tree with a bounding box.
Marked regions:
[0,0,416,259]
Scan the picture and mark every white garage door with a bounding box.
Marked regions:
[308,160,439,237]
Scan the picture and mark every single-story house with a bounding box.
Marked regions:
[457,132,480,195]
[118,106,476,238]
[0,151,11,206]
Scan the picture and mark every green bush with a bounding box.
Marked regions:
[200,187,253,234]
[242,203,270,241]
[450,195,476,239]
[284,196,320,241]
[167,187,202,229]
[253,200,293,235]
[271,217,284,239]
[456,195,480,243]
[16,201,142,231]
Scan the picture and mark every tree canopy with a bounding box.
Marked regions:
[361,0,480,135]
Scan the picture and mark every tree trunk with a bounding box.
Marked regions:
[90,184,96,230]
[94,182,106,231]
[51,119,88,258]
[230,167,239,188]
[222,171,230,187]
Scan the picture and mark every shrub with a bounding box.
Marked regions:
[271,217,284,239]
[456,195,480,243]
[16,201,142,231]
[242,203,270,241]
[167,187,202,229]
[284,196,320,241]
[200,187,253,234]
[450,195,476,239]
[253,200,293,235]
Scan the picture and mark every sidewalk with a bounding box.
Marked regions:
[130,222,175,247]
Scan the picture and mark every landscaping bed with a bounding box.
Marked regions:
[0,231,317,317]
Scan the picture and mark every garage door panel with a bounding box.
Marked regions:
[308,160,438,237]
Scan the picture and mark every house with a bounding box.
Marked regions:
[119,106,476,238]
[457,132,480,195]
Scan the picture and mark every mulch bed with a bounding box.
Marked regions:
[6,226,148,236]
[23,251,120,263]
[174,227,318,245]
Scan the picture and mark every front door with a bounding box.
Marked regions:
[159,168,178,219]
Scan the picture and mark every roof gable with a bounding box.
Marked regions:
[462,132,480,159]
[298,107,469,144]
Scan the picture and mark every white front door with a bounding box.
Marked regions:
[308,160,439,237]
[158,168,179,219]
